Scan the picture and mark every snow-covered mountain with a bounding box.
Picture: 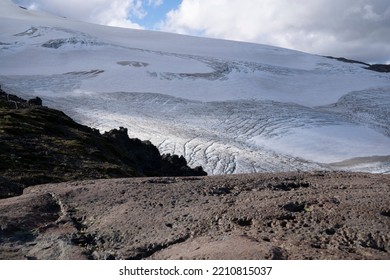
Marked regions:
[1,0,390,174]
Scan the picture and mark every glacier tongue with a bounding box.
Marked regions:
[1,0,390,174]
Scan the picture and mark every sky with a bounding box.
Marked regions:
[11,0,390,63]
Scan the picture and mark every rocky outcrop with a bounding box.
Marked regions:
[102,127,206,177]
[27,97,42,106]
[0,89,206,198]
[324,56,390,73]
[366,64,390,73]
[0,87,29,109]
[324,56,370,66]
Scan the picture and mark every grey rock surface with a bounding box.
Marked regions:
[0,172,389,260]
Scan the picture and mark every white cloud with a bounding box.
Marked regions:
[148,0,163,7]
[160,0,390,63]
[12,0,147,29]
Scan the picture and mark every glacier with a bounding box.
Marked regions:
[1,0,389,174]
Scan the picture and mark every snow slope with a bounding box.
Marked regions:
[1,0,390,174]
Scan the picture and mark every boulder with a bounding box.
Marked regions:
[28,97,43,106]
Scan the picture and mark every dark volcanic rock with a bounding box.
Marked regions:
[102,127,206,177]
[0,177,23,199]
[324,56,390,73]
[324,56,370,66]
[27,97,42,106]
[366,64,390,73]
[0,89,206,198]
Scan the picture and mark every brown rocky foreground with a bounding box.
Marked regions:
[0,172,389,260]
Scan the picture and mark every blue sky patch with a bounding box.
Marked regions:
[130,0,182,29]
